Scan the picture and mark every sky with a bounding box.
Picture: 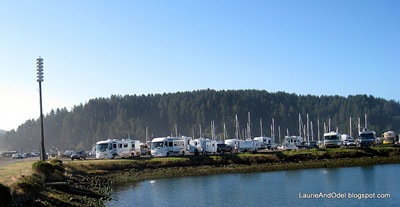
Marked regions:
[0,0,399,131]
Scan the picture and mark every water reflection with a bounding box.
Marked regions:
[108,164,400,207]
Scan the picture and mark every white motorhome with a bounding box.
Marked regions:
[95,139,141,159]
[253,136,276,150]
[190,138,218,155]
[150,137,188,157]
[324,131,342,148]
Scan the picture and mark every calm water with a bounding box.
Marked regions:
[107,164,399,207]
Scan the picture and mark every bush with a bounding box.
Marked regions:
[0,183,12,207]
[32,161,55,176]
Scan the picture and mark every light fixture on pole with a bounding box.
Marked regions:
[36,56,46,161]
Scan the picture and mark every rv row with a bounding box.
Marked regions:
[94,129,397,159]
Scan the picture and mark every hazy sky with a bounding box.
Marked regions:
[1,0,399,131]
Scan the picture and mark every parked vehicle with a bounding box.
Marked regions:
[253,136,276,150]
[189,138,218,155]
[63,150,75,157]
[140,142,151,155]
[12,153,24,159]
[150,137,188,157]
[238,140,258,152]
[345,139,356,146]
[225,139,239,152]
[382,131,396,145]
[217,143,232,153]
[71,151,87,160]
[307,141,319,148]
[280,136,303,150]
[341,134,353,146]
[95,139,141,159]
[356,129,375,147]
[323,131,342,148]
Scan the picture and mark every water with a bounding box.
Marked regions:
[107,164,400,207]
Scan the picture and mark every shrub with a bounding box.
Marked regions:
[32,161,55,176]
[0,183,12,207]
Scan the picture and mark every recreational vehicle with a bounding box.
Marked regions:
[150,137,188,157]
[356,129,376,147]
[279,136,302,150]
[189,138,218,155]
[253,136,276,150]
[382,131,396,145]
[95,139,141,159]
[238,140,258,152]
[225,139,239,152]
[224,138,257,152]
[323,131,342,148]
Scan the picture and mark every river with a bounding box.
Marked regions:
[106,164,399,207]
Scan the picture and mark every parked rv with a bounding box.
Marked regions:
[225,139,239,152]
[356,129,375,147]
[324,131,342,148]
[253,136,276,150]
[382,131,396,145]
[190,138,218,155]
[95,139,141,159]
[150,136,188,157]
[279,136,302,150]
[238,140,258,152]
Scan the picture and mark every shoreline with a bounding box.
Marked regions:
[4,147,400,206]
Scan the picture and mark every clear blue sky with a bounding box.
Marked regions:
[1,0,399,131]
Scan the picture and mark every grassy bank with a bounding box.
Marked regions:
[1,146,400,207]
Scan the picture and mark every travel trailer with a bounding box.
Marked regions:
[190,138,218,155]
[150,136,189,157]
[225,138,257,153]
[323,131,342,148]
[238,140,258,152]
[279,136,302,150]
[95,139,141,159]
[253,136,276,150]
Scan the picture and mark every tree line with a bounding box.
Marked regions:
[1,89,399,151]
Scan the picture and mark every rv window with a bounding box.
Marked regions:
[119,144,122,148]
[113,144,116,148]
[169,142,173,147]
[124,144,128,148]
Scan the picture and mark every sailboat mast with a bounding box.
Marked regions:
[248,112,251,139]
[317,119,320,142]
[349,117,352,138]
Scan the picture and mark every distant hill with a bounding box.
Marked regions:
[0,129,6,136]
[0,89,399,151]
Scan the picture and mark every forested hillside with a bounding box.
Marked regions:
[1,89,400,151]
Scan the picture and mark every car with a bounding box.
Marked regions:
[307,141,318,149]
[12,153,24,159]
[217,144,232,154]
[345,139,356,146]
[71,151,87,160]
